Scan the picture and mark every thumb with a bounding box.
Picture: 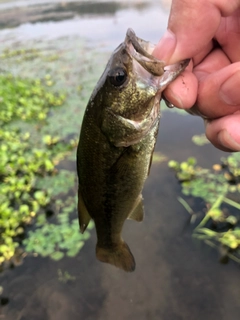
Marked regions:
[153,0,239,64]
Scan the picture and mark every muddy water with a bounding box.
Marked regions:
[0,1,240,320]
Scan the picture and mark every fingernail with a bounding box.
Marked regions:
[218,129,240,151]
[220,71,240,106]
[164,88,184,109]
[153,29,177,63]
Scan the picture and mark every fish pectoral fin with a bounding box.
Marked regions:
[147,148,154,176]
[128,195,144,222]
[78,187,91,234]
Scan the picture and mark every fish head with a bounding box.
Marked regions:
[91,28,189,147]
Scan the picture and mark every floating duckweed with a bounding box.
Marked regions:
[0,39,108,269]
[192,134,210,146]
[0,73,72,267]
[0,48,51,61]
[0,74,66,125]
[152,151,168,164]
[23,207,94,261]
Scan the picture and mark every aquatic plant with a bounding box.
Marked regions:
[0,74,65,124]
[152,151,168,164]
[23,197,94,261]
[0,73,75,267]
[191,133,210,146]
[57,268,76,283]
[0,48,59,62]
[169,154,240,263]
[0,39,105,269]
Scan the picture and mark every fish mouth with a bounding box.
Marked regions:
[125,28,190,90]
[109,28,189,147]
[157,59,190,90]
[104,29,190,148]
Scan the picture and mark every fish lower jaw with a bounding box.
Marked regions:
[160,59,190,89]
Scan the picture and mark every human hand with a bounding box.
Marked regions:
[153,0,240,151]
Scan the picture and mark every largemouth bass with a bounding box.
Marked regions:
[77,28,189,272]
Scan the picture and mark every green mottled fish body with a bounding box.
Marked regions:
[77,29,189,272]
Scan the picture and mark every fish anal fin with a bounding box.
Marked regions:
[78,187,91,234]
[96,241,135,272]
[128,195,144,222]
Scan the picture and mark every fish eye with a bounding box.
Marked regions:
[108,67,127,87]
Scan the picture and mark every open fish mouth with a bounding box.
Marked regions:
[125,28,190,91]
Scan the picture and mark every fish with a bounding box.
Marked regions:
[77,28,189,272]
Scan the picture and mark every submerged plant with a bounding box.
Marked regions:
[169,154,240,263]
[57,269,76,283]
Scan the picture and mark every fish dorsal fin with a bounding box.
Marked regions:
[78,187,91,234]
[128,195,144,222]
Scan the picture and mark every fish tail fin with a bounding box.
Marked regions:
[96,241,135,272]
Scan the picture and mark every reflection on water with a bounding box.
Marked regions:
[0,1,240,320]
[0,0,150,28]
[0,0,168,48]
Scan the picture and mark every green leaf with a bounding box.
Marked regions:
[50,251,64,261]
